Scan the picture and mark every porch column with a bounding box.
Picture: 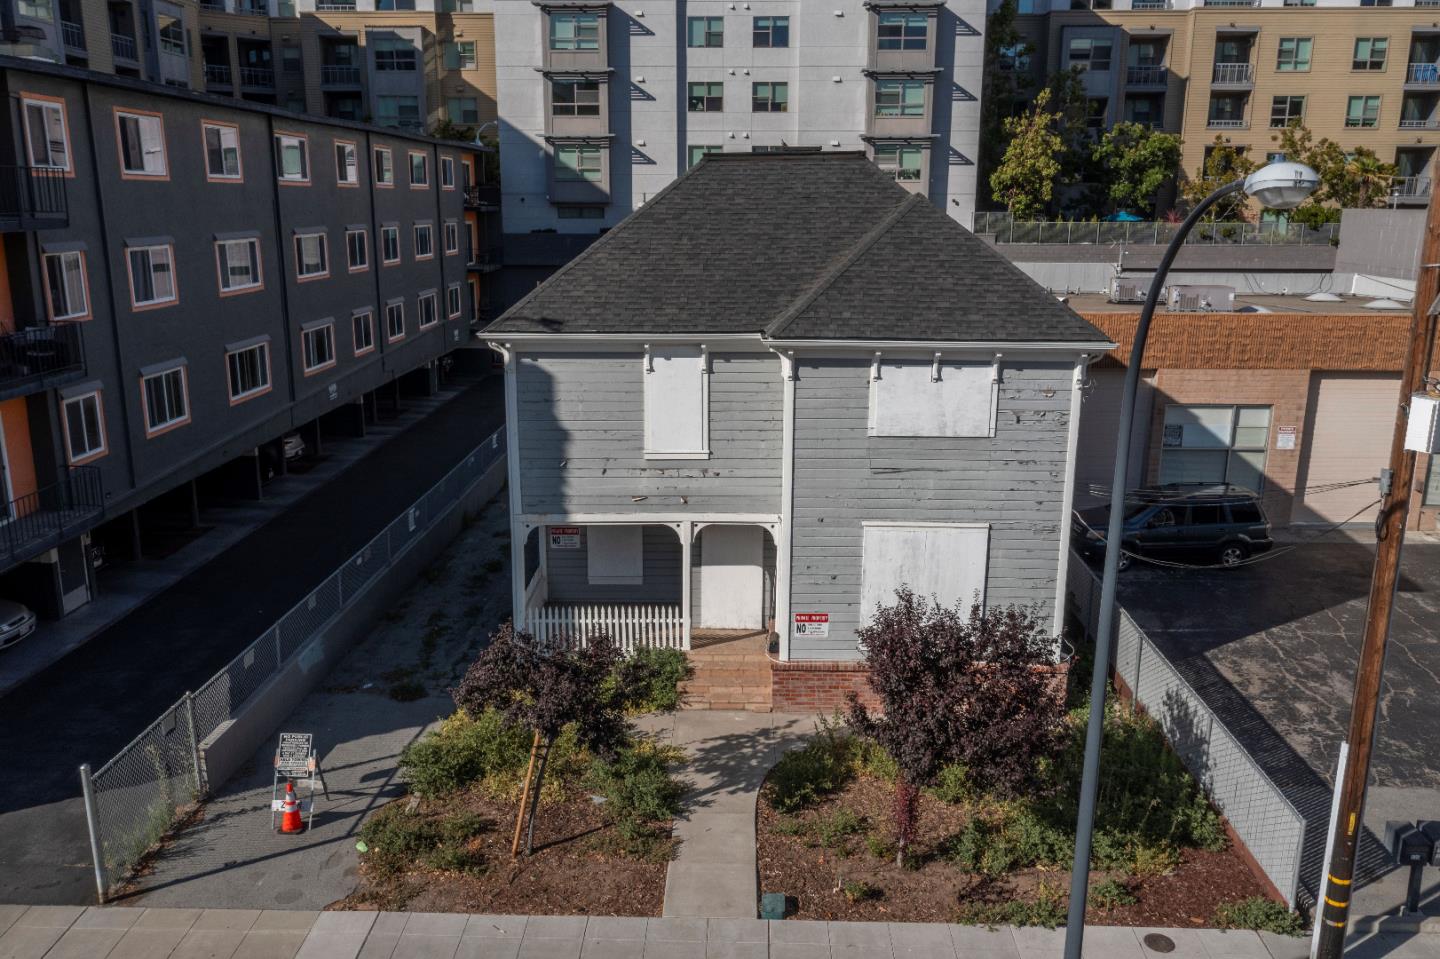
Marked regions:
[498,345,527,632]
[680,521,693,651]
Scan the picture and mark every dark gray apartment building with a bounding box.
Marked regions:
[0,55,493,621]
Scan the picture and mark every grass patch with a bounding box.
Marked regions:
[357,804,491,877]
[1213,897,1307,936]
[1088,877,1138,910]
[955,881,1068,928]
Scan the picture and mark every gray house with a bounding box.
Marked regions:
[485,152,1112,701]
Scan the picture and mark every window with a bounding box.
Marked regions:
[447,284,462,319]
[1427,453,1440,506]
[875,79,926,117]
[385,301,405,341]
[373,36,417,71]
[376,96,420,128]
[202,122,241,180]
[62,391,105,464]
[448,97,480,124]
[226,342,271,403]
[869,359,995,437]
[353,310,375,355]
[17,1,53,20]
[274,133,309,182]
[1067,37,1113,72]
[414,223,434,259]
[550,12,600,51]
[23,95,70,172]
[281,45,302,75]
[643,347,708,458]
[418,292,439,328]
[408,152,429,187]
[444,220,460,255]
[142,366,189,435]
[553,80,602,117]
[1159,405,1270,491]
[374,147,394,185]
[158,14,185,56]
[216,238,262,293]
[754,16,789,48]
[115,109,167,177]
[557,204,604,219]
[860,523,988,626]
[1354,37,1388,71]
[874,144,923,182]
[381,226,401,264]
[347,229,369,271]
[586,526,643,585]
[687,144,722,168]
[687,17,723,48]
[294,232,329,279]
[441,156,455,188]
[752,82,789,113]
[43,251,89,320]
[335,141,358,184]
[877,13,928,51]
[1270,95,1305,128]
[1276,37,1312,72]
[127,245,176,308]
[444,40,477,70]
[555,144,603,181]
[302,323,336,373]
[999,43,1031,72]
[1207,94,1247,126]
[1347,95,1381,128]
[688,81,723,112]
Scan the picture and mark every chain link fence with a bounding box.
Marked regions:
[972,212,1340,248]
[80,425,506,900]
[1067,550,1307,907]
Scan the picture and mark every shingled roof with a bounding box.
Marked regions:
[486,153,1107,344]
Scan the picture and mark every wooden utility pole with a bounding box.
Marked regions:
[1314,177,1440,958]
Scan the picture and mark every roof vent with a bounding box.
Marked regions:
[1304,292,1344,303]
[1363,298,1410,311]
[1167,285,1235,313]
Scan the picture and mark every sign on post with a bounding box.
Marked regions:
[271,732,327,832]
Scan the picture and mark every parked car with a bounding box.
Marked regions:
[282,433,306,461]
[0,599,37,651]
[1072,484,1274,571]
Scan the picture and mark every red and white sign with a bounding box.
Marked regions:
[548,526,581,549]
[793,612,830,638]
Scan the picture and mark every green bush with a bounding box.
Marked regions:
[358,805,490,876]
[1213,897,1306,937]
[812,808,866,851]
[955,882,1067,928]
[765,721,858,813]
[608,647,692,714]
[930,764,972,804]
[585,741,685,826]
[1089,878,1137,910]
[398,709,534,797]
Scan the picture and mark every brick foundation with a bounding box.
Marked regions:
[770,660,1070,714]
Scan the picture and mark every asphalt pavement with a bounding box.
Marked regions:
[0,375,504,906]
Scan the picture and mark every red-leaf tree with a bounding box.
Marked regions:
[847,589,1068,864]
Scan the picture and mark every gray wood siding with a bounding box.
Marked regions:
[544,525,684,604]
[516,352,783,515]
[788,358,1073,661]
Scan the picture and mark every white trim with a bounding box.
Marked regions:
[775,349,796,661]
[680,520,694,650]
[488,332,1115,355]
[642,451,712,460]
[766,338,1117,353]
[497,345,528,631]
[1052,355,1089,639]
[518,512,780,532]
[859,521,992,530]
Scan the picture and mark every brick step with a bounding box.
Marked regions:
[683,670,771,683]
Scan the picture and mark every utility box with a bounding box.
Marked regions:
[1385,821,1434,865]
[1405,393,1440,454]
[1167,285,1235,312]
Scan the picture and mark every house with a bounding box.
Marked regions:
[484,152,1114,711]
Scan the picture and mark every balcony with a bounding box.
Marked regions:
[1400,117,1440,130]
[468,248,502,273]
[239,66,275,89]
[204,63,232,86]
[316,1,358,9]
[1129,0,1174,8]
[321,65,361,87]
[111,33,137,62]
[1127,65,1166,87]
[1391,176,1433,202]
[1406,63,1440,88]
[1202,0,1259,5]
[1212,63,1254,87]
[1,467,103,571]
[0,166,68,232]
[0,325,85,403]
[1207,118,1249,130]
[60,20,84,51]
[464,184,501,210]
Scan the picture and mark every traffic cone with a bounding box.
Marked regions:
[278,781,304,834]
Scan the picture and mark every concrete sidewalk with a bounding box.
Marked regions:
[2,905,1425,959]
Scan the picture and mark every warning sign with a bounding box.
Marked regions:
[793,613,830,638]
[1276,425,1297,450]
[549,526,581,549]
[275,732,313,778]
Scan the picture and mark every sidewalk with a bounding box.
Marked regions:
[1,905,1421,959]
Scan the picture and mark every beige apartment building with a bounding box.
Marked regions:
[1013,0,1440,210]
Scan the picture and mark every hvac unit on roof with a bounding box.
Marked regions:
[1108,276,1147,304]
[1166,285,1235,313]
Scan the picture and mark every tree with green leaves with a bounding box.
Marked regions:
[1271,121,1395,212]
[1181,136,1257,221]
[1091,122,1183,217]
[989,88,1063,221]
[978,0,1035,206]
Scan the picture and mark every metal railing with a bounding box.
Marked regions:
[111,34,137,61]
[1068,551,1306,906]
[972,213,1341,247]
[1407,62,1440,85]
[464,184,500,209]
[1207,118,1249,129]
[239,66,275,88]
[317,1,358,9]
[0,165,68,229]
[1129,0,1173,9]
[60,20,84,50]
[1203,0,1260,5]
[1126,65,1166,85]
[80,426,506,900]
[0,324,84,401]
[204,64,232,85]
[2,466,103,569]
[1212,62,1253,85]
[321,65,361,85]
[1399,117,1440,130]
[1392,175,1433,199]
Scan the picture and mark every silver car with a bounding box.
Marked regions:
[0,599,36,651]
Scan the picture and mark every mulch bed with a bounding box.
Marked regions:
[757,775,1269,925]
[333,791,671,916]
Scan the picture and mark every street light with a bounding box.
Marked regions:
[1061,161,1319,959]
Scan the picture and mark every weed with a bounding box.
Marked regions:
[955,882,1067,929]
[1213,897,1306,937]
[841,879,880,903]
[865,834,894,861]
[1088,878,1138,910]
[358,805,491,876]
[812,808,866,852]
[775,817,808,838]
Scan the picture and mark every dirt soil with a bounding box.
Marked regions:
[335,790,671,916]
[757,775,1270,925]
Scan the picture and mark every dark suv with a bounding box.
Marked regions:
[1072,484,1273,570]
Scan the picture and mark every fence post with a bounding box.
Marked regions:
[183,691,204,799]
[79,764,107,904]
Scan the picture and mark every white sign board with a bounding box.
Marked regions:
[549,526,581,549]
[793,613,830,637]
[1276,425,1297,450]
[275,732,313,777]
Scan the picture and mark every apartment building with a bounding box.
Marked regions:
[0,56,488,620]
[493,0,987,262]
[3,0,204,88]
[1011,0,1440,209]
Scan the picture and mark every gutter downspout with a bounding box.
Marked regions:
[1051,353,1092,642]
[488,340,527,631]
[769,347,796,662]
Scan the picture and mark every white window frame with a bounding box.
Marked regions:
[294,231,329,280]
[23,94,71,172]
[441,156,456,189]
[225,342,272,404]
[202,121,242,181]
[127,244,177,309]
[353,309,375,356]
[413,222,434,259]
[215,238,262,295]
[385,301,405,341]
[418,291,439,328]
[141,365,189,436]
[374,146,394,185]
[642,346,710,459]
[409,151,429,187]
[334,140,359,185]
[43,250,89,321]
[867,356,998,438]
[1158,404,1271,491]
[381,226,401,265]
[61,390,106,464]
[444,220,460,255]
[346,228,369,272]
[301,323,336,374]
[274,132,310,183]
[115,108,168,178]
[859,522,990,627]
[446,283,462,319]
[587,525,644,586]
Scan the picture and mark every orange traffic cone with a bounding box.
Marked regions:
[278,781,304,834]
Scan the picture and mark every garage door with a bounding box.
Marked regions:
[1293,374,1401,525]
[1074,369,1155,508]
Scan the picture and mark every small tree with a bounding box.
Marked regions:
[1269,121,1396,222]
[990,88,1064,220]
[979,0,1035,197]
[1092,122,1183,217]
[847,590,1067,864]
[1181,136,1257,221]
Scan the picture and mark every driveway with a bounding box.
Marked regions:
[1114,536,1440,916]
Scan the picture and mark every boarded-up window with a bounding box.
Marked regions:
[643,348,708,457]
[869,360,995,437]
[587,526,644,586]
[859,523,988,625]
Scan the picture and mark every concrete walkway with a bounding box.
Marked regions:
[640,711,809,919]
[2,905,1428,959]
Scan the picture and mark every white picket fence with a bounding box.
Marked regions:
[525,603,686,651]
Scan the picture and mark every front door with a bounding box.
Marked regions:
[699,526,762,630]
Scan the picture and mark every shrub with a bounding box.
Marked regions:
[842,879,880,903]
[931,765,972,805]
[865,834,894,861]
[765,722,857,813]
[607,647,692,714]
[1089,878,1138,910]
[1214,897,1306,937]
[358,804,491,877]
[399,709,533,798]
[812,808,866,852]
[955,882,1067,928]
[585,740,685,827]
